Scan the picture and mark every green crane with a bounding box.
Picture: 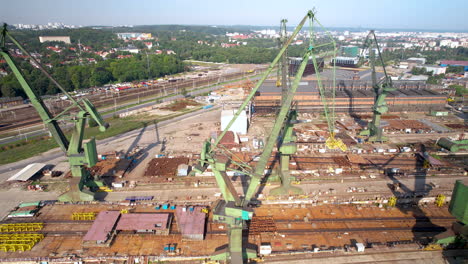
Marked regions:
[270,18,303,196]
[0,24,108,202]
[195,10,336,263]
[276,18,288,92]
[433,180,468,247]
[359,30,396,142]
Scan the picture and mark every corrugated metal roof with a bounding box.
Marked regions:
[7,163,46,182]
[440,60,468,66]
[175,206,206,236]
[116,213,170,231]
[83,211,120,241]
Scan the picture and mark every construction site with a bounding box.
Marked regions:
[0,10,467,264]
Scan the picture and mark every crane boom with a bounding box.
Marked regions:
[1,24,108,201]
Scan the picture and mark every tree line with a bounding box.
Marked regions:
[0,54,185,98]
[2,26,468,98]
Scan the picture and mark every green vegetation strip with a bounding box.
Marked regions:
[0,106,203,165]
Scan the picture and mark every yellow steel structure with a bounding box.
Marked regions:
[0,233,44,242]
[97,186,113,192]
[0,233,44,252]
[71,212,96,220]
[424,244,443,251]
[435,194,446,207]
[388,196,397,207]
[325,133,348,151]
[0,223,43,232]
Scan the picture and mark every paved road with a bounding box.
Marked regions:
[97,174,466,203]
[0,105,221,175]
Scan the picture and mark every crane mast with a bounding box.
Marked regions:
[359,30,396,142]
[270,18,303,196]
[0,24,109,202]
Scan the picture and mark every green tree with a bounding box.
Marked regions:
[449,84,467,96]
[90,67,113,86]
[446,66,464,74]
[0,74,24,98]
[427,74,444,85]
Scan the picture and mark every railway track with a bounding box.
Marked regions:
[0,70,260,135]
[0,117,43,133]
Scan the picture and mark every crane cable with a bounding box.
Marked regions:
[307,14,346,151]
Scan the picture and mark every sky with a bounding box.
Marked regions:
[1,0,467,31]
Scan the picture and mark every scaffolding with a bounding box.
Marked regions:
[71,212,97,220]
[0,233,44,252]
[0,223,43,232]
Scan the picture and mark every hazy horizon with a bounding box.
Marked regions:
[2,0,467,32]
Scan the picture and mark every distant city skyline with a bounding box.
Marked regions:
[1,0,467,32]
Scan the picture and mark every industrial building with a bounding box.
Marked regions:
[175,206,206,240]
[253,80,446,113]
[417,65,447,75]
[38,36,71,44]
[83,211,172,246]
[340,45,359,57]
[221,109,249,135]
[440,60,468,71]
[332,56,359,67]
[289,57,324,76]
[116,213,172,235]
[116,32,153,40]
[83,211,121,246]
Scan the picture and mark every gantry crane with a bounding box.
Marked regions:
[195,10,338,263]
[0,24,108,202]
[359,30,396,142]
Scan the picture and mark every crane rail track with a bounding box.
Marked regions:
[0,225,448,237]
[0,216,455,225]
[272,216,455,223]
[0,216,453,238]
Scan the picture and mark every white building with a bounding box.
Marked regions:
[420,65,446,75]
[39,36,71,44]
[116,33,152,40]
[355,243,365,252]
[440,39,460,48]
[407,57,426,65]
[221,109,248,135]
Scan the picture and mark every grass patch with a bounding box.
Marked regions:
[0,138,58,165]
